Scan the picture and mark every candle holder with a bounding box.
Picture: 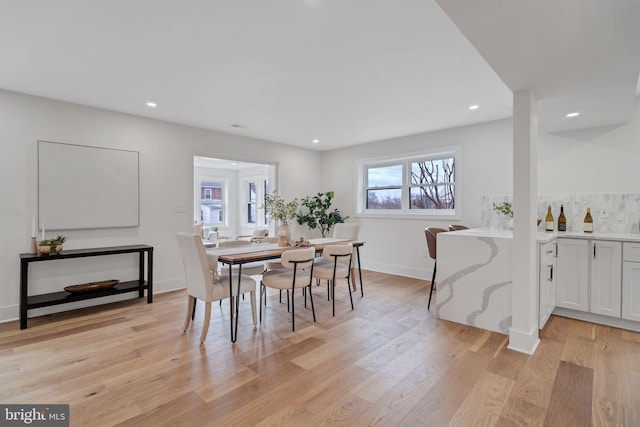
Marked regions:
[29,237,37,254]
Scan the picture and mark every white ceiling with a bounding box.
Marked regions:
[1,1,638,151]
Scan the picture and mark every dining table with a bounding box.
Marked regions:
[206,237,365,342]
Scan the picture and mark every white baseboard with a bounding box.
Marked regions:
[361,260,431,280]
[553,307,640,333]
[508,324,540,355]
[0,278,185,325]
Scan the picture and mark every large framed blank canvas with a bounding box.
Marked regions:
[38,141,139,230]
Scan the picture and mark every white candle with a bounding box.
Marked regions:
[31,216,36,238]
[41,221,45,241]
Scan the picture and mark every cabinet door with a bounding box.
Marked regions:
[539,257,556,328]
[556,238,589,311]
[539,241,557,328]
[590,240,622,317]
[622,261,640,322]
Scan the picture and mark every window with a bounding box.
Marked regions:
[242,177,269,226]
[358,147,458,217]
[200,180,226,225]
[247,182,257,223]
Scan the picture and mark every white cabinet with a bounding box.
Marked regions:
[590,240,622,317]
[539,241,557,328]
[622,242,640,322]
[556,238,589,311]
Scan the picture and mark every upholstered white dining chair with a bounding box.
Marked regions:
[175,232,257,343]
[332,223,360,240]
[218,240,266,276]
[312,243,353,317]
[331,223,363,296]
[260,247,316,331]
[236,228,269,243]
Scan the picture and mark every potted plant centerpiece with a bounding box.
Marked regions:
[297,191,349,237]
[264,192,298,245]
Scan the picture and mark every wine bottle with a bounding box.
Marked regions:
[558,205,566,231]
[545,205,554,231]
[584,208,593,233]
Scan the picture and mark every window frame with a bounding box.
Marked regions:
[356,146,460,219]
[241,175,269,227]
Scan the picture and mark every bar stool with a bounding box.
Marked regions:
[448,224,469,231]
[425,227,447,310]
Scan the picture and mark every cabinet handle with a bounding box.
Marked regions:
[594,244,596,259]
[548,264,553,281]
[545,250,553,255]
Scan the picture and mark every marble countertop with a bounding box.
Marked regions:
[447,228,640,243]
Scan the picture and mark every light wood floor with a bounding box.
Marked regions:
[2,271,640,426]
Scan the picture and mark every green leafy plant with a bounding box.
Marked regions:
[264,191,299,224]
[39,235,66,246]
[297,191,349,237]
[493,202,513,218]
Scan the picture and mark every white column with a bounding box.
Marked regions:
[509,90,540,354]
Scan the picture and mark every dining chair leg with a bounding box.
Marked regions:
[200,301,212,344]
[358,247,364,298]
[250,290,257,328]
[287,290,290,312]
[183,295,195,331]
[428,261,437,310]
[290,287,295,331]
[347,276,354,310]
[303,286,307,308]
[309,284,316,322]
[259,282,264,323]
[332,280,336,317]
[193,299,198,319]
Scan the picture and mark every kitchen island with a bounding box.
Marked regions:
[436,228,640,337]
[436,229,516,335]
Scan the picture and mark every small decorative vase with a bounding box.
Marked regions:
[279,223,291,242]
[29,237,37,254]
[277,234,288,247]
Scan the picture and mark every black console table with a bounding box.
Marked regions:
[20,244,153,329]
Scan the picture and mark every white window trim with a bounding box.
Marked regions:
[355,146,461,220]
[241,175,269,227]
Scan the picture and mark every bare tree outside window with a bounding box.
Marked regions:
[360,150,457,215]
[410,158,455,209]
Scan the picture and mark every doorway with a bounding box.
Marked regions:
[193,155,277,240]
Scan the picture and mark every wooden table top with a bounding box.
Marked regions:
[208,238,363,264]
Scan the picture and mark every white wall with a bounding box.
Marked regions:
[0,90,322,322]
[4,88,639,323]
[321,97,640,279]
[321,118,513,279]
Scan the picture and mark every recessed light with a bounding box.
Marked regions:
[146,102,157,108]
[231,162,237,166]
[566,112,580,118]
[312,139,320,144]
[468,105,479,110]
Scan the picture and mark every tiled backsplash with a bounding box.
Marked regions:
[482,193,640,233]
